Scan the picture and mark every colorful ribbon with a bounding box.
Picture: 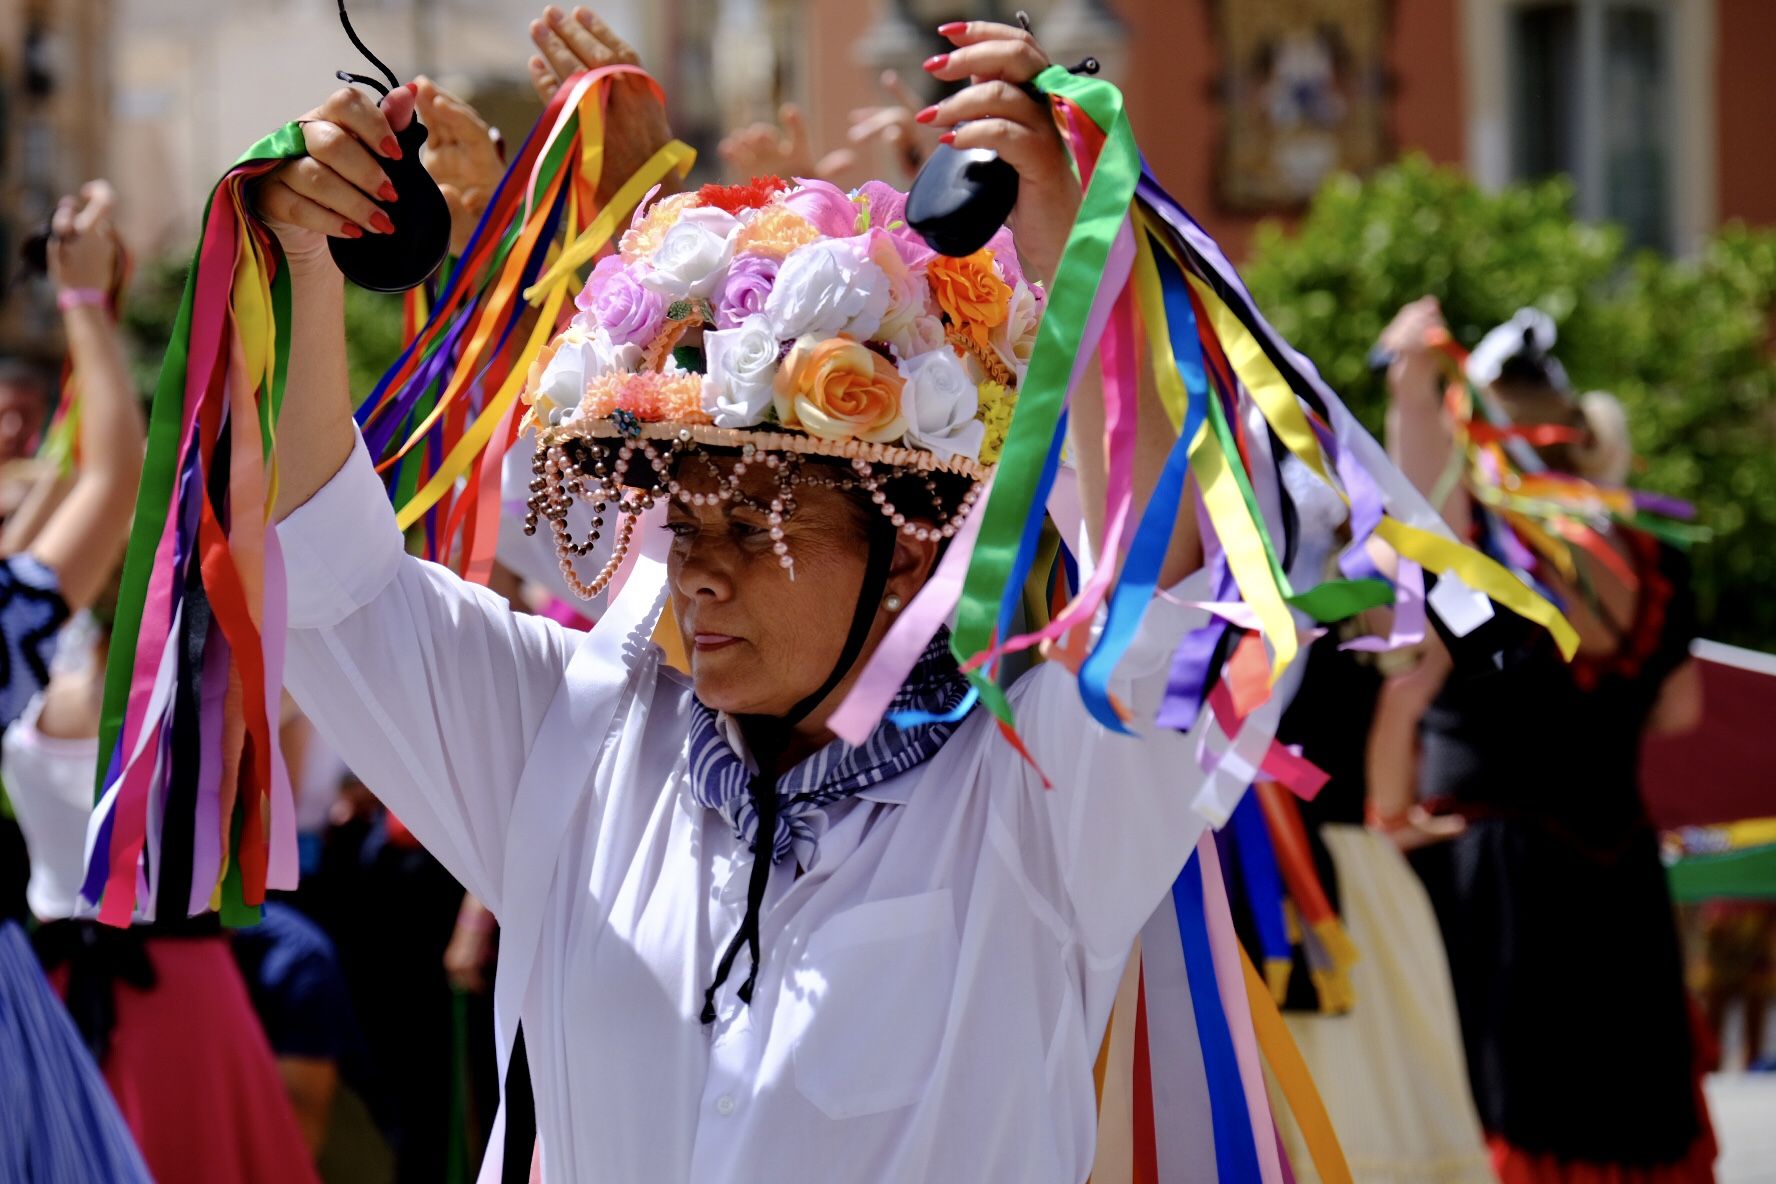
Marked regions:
[83,71,691,924]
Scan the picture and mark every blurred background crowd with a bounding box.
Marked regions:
[1,1,1772,1181]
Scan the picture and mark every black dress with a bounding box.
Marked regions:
[1412,533,1705,1167]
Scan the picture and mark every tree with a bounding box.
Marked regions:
[1242,155,1776,650]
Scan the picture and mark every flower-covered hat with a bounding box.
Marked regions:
[520,175,1040,597]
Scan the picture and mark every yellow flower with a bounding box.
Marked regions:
[975,380,1015,466]
[929,249,1012,350]
[774,338,907,444]
[734,204,824,260]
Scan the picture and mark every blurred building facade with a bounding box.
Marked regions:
[4,0,1774,356]
[778,0,1776,258]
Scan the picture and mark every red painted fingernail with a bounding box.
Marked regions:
[405,80,418,93]
[915,105,939,125]
[339,222,364,239]
[938,21,967,36]
[378,180,399,202]
[923,53,949,72]
[938,130,956,145]
[371,211,396,235]
[380,136,403,160]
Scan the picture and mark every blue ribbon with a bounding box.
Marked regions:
[1173,851,1265,1184]
[1229,793,1292,970]
[1077,234,1210,731]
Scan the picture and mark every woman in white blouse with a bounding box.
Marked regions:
[251,16,1280,1183]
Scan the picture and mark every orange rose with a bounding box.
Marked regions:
[773,338,907,444]
[928,248,1012,349]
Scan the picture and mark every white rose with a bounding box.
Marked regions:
[701,315,781,427]
[764,238,891,342]
[898,348,985,461]
[583,325,643,379]
[534,328,589,408]
[882,312,948,362]
[639,206,741,299]
[535,327,642,409]
[991,281,1041,385]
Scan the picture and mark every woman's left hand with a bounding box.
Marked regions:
[922,22,1080,285]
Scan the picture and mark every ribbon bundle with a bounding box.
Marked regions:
[1093,834,1353,1184]
[356,66,693,580]
[833,66,1575,797]
[82,70,692,925]
[82,124,308,926]
[1429,333,1705,602]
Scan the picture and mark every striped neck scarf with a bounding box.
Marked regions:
[687,629,972,867]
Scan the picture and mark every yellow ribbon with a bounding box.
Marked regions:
[1375,517,1581,658]
[395,244,575,531]
[1241,949,1353,1184]
[1182,275,1335,489]
[523,138,697,303]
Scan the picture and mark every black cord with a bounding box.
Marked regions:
[336,0,400,92]
[334,69,390,97]
[700,517,898,1024]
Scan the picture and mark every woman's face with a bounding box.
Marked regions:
[666,458,938,724]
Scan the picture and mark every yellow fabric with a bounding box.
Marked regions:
[395,277,573,530]
[1182,274,1334,490]
[1373,518,1580,658]
[1242,949,1354,1184]
[1192,424,1299,681]
[523,139,697,302]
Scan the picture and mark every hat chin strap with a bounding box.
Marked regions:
[701,516,898,1024]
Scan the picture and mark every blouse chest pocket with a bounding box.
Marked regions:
[788,888,959,1121]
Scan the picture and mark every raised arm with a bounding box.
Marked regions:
[1380,296,1469,535]
[26,183,146,612]
[923,22,1202,586]
[250,83,579,909]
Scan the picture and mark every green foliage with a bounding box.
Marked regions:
[119,254,406,405]
[1242,155,1776,649]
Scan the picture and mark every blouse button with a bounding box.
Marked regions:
[715,1094,737,1117]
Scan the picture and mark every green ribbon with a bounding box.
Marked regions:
[1286,578,1395,623]
[94,121,305,846]
[950,65,1141,722]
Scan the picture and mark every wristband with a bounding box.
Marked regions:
[1365,804,1412,833]
[57,288,109,312]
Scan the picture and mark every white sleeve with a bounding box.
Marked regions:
[1008,582,1218,963]
[279,434,579,911]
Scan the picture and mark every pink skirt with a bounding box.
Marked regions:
[56,934,319,1184]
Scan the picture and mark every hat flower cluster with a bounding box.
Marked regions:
[524,176,1041,473]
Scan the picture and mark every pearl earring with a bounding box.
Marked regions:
[884,593,904,613]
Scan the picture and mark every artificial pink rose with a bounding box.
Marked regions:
[575,254,667,347]
[781,178,861,238]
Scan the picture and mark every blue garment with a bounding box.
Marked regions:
[687,629,973,866]
[232,902,365,1070]
[0,557,68,729]
[0,920,152,1183]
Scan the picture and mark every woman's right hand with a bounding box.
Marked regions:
[250,84,417,270]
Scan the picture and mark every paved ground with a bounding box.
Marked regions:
[1708,1073,1776,1183]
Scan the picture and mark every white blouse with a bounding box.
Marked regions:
[279,434,1316,1183]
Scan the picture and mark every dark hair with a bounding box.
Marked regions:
[0,358,54,405]
[1490,373,1590,474]
[835,465,974,534]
